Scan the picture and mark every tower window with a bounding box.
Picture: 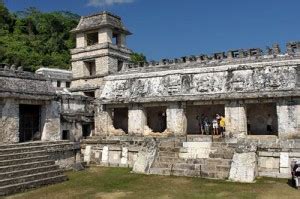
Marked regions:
[86,32,98,46]
[66,82,71,88]
[84,91,95,98]
[84,60,96,76]
[62,130,70,140]
[118,60,124,71]
[57,81,61,87]
[112,33,121,46]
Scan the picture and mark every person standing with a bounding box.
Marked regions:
[267,114,273,134]
[196,114,205,134]
[212,117,218,135]
[219,115,226,137]
[203,116,210,135]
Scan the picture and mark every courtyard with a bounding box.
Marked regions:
[4,167,299,199]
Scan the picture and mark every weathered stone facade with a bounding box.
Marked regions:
[1,11,300,183]
[70,11,300,183]
[0,68,60,143]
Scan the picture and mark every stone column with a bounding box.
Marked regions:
[41,101,61,141]
[128,104,146,136]
[0,99,19,143]
[94,104,113,136]
[225,100,247,137]
[277,98,300,138]
[166,102,187,136]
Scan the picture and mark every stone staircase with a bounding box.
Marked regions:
[149,139,236,179]
[0,141,74,196]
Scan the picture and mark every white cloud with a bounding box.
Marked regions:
[87,0,134,6]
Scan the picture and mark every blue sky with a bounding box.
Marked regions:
[4,0,300,60]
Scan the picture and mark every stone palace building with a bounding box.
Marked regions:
[0,11,300,195]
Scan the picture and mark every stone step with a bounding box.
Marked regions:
[200,164,231,178]
[172,163,199,170]
[158,147,181,152]
[0,175,67,196]
[211,142,237,148]
[0,165,60,179]
[0,143,75,155]
[0,160,55,173]
[0,155,50,167]
[205,158,232,167]
[157,156,185,163]
[200,170,229,179]
[149,168,171,176]
[152,161,172,168]
[184,159,205,164]
[171,169,201,177]
[211,137,226,143]
[0,141,71,149]
[158,141,182,148]
[158,151,179,157]
[0,150,48,161]
[209,152,234,159]
[0,170,64,187]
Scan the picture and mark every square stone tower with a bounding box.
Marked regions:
[70,11,132,96]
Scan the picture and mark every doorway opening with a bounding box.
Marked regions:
[186,104,225,135]
[113,108,128,133]
[146,106,167,133]
[19,104,41,142]
[246,103,278,135]
[82,123,93,138]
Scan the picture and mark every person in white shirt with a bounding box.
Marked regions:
[267,114,273,134]
[212,118,218,135]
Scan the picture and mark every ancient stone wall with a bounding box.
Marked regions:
[81,136,144,167]
[0,99,19,143]
[41,101,61,141]
[277,98,300,138]
[100,60,299,104]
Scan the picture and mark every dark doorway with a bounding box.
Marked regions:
[113,108,128,133]
[246,103,278,135]
[19,105,41,142]
[82,124,92,138]
[62,130,70,140]
[146,106,167,133]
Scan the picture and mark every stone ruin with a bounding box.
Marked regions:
[0,11,300,193]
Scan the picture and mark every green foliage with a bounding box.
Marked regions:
[0,2,79,71]
[130,52,146,64]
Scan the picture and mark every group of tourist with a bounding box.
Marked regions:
[196,114,225,136]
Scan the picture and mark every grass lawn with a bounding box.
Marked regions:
[5,167,300,199]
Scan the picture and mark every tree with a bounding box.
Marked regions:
[130,52,147,64]
[0,3,79,71]
[0,1,15,33]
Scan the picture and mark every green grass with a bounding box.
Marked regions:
[5,167,300,199]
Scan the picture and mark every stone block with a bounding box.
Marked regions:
[101,146,109,163]
[121,147,128,165]
[258,157,279,169]
[132,138,157,174]
[280,167,290,174]
[280,152,289,168]
[83,145,91,164]
[108,151,121,164]
[229,152,257,183]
